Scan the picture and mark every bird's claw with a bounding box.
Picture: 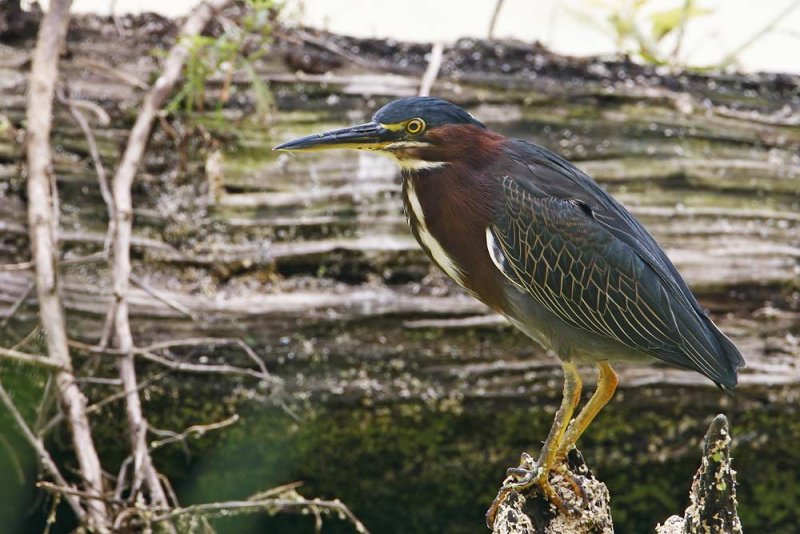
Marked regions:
[486,453,582,528]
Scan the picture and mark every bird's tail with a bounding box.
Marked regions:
[708,321,746,395]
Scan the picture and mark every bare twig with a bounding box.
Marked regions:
[488,0,506,39]
[73,58,150,90]
[10,325,41,352]
[58,86,115,255]
[143,337,273,380]
[24,0,109,527]
[0,260,34,272]
[0,346,66,371]
[138,349,272,382]
[149,414,240,452]
[108,0,232,514]
[98,305,115,349]
[114,456,133,502]
[130,274,197,320]
[151,496,370,533]
[43,490,61,534]
[670,0,693,61]
[0,280,34,328]
[36,481,124,506]
[0,379,86,520]
[67,337,278,384]
[418,43,444,97]
[34,375,56,435]
[291,29,380,71]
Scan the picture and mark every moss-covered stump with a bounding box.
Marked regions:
[489,450,613,534]
[657,414,742,534]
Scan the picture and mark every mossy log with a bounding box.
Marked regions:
[1,8,799,404]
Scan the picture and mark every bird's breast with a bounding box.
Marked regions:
[401,170,510,312]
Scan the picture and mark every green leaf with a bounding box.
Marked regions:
[650,4,712,42]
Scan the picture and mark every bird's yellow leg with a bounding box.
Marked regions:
[557,361,618,459]
[537,361,583,472]
[489,361,582,521]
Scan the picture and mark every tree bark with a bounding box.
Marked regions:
[24,0,109,529]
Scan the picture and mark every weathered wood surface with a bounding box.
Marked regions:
[1,10,799,401]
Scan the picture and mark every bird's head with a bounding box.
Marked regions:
[274,97,499,171]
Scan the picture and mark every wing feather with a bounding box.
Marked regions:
[490,144,744,389]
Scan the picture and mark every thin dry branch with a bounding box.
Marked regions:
[37,371,171,439]
[0,346,66,372]
[419,42,444,97]
[58,86,115,255]
[108,0,233,513]
[0,379,85,520]
[130,274,197,320]
[488,0,506,38]
[0,260,34,272]
[138,349,273,382]
[291,28,380,71]
[24,0,109,528]
[0,280,34,328]
[151,495,370,533]
[67,339,278,384]
[149,414,240,452]
[139,337,275,381]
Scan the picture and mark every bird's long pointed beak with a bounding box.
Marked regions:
[273,121,393,152]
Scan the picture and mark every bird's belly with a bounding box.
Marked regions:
[503,284,653,364]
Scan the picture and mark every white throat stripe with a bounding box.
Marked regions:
[406,180,464,284]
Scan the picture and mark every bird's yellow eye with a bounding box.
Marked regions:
[405,118,426,135]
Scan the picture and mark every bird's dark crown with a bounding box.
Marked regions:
[373,97,485,129]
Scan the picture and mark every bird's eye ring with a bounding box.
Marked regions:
[405,118,426,135]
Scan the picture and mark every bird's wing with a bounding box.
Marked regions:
[487,140,743,389]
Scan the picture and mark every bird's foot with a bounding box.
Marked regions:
[485,452,582,528]
[554,461,588,507]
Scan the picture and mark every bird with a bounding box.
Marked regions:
[274,96,745,524]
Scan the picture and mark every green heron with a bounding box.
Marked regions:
[275,97,745,523]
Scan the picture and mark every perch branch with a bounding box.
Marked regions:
[488,449,613,534]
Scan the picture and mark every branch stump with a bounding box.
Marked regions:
[492,415,741,534]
